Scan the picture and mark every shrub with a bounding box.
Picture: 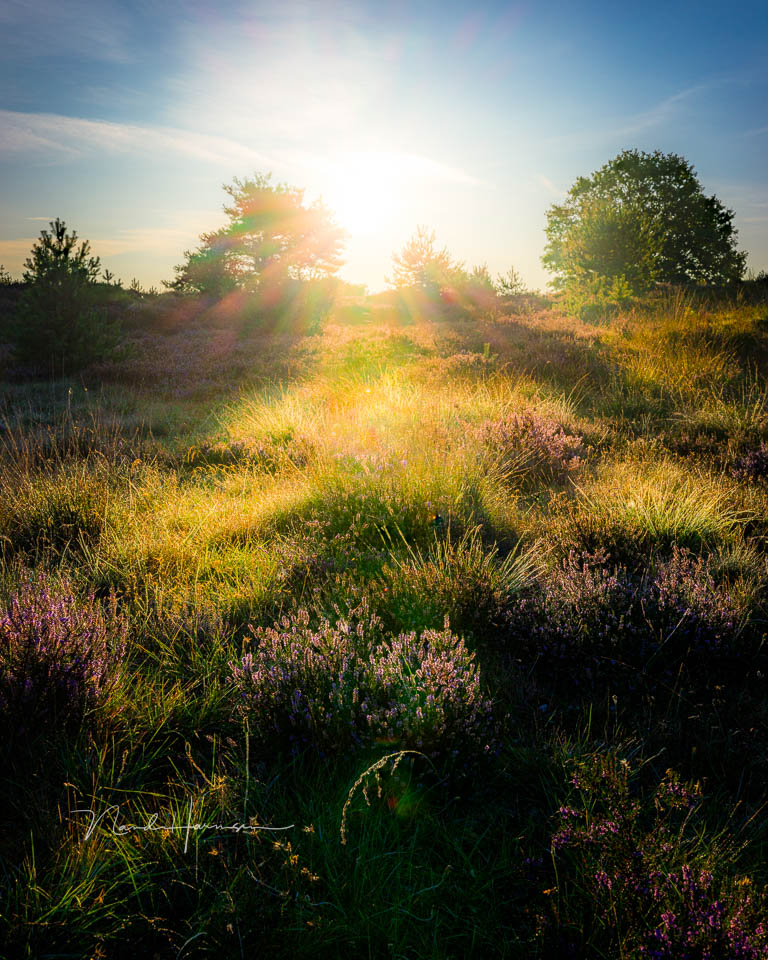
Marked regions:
[733,443,768,482]
[495,266,527,296]
[388,225,458,292]
[505,547,745,688]
[229,605,377,756]
[512,547,640,655]
[0,577,126,739]
[369,623,496,760]
[228,601,497,763]
[541,754,768,958]
[654,546,742,654]
[560,272,636,322]
[476,409,584,486]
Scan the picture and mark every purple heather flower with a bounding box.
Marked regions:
[0,577,126,736]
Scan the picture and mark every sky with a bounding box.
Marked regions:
[1,0,767,292]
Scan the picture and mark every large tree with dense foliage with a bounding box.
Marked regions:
[168,173,346,295]
[542,149,746,307]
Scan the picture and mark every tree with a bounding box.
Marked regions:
[12,219,122,374]
[466,263,496,292]
[388,225,460,291]
[102,269,122,288]
[167,173,346,295]
[495,266,527,296]
[542,149,746,307]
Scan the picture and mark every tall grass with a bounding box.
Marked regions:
[3,289,768,957]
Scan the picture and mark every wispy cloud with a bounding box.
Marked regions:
[0,0,135,63]
[166,4,396,149]
[534,174,561,197]
[95,223,221,257]
[544,77,733,151]
[0,109,276,167]
[0,109,480,200]
[1,219,224,281]
[0,238,36,261]
[308,149,482,188]
[612,82,713,138]
[378,151,482,186]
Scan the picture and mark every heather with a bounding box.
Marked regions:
[505,545,746,691]
[538,754,768,958]
[475,407,585,486]
[229,603,496,763]
[0,576,126,739]
[733,442,768,482]
[2,283,768,957]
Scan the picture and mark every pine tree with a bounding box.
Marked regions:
[13,219,123,374]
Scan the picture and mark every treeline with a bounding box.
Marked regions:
[1,148,767,378]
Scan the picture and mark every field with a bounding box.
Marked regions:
[3,285,768,958]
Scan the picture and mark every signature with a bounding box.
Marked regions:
[72,800,293,853]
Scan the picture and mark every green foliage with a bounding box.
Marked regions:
[563,272,637,322]
[388,224,461,291]
[495,265,527,295]
[376,527,538,636]
[167,172,346,296]
[465,263,496,290]
[5,292,768,956]
[543,149,747,314]
[0,264,14,285]
[12,219,123,374]
[101,268,122,288]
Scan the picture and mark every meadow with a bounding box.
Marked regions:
[3,281,768,958]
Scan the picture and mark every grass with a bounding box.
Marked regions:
[2,285,768,957]
[570,458,750,553]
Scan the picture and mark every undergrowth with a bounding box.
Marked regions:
[2,286,768,957]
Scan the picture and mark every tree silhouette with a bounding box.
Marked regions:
[168,173,346,295]
[12,219,121,374]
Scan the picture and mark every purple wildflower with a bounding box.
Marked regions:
[0,577,126,737]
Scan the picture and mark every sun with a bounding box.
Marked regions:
[325,151,401,236]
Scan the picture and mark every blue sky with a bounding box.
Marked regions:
[1,0,766,291]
